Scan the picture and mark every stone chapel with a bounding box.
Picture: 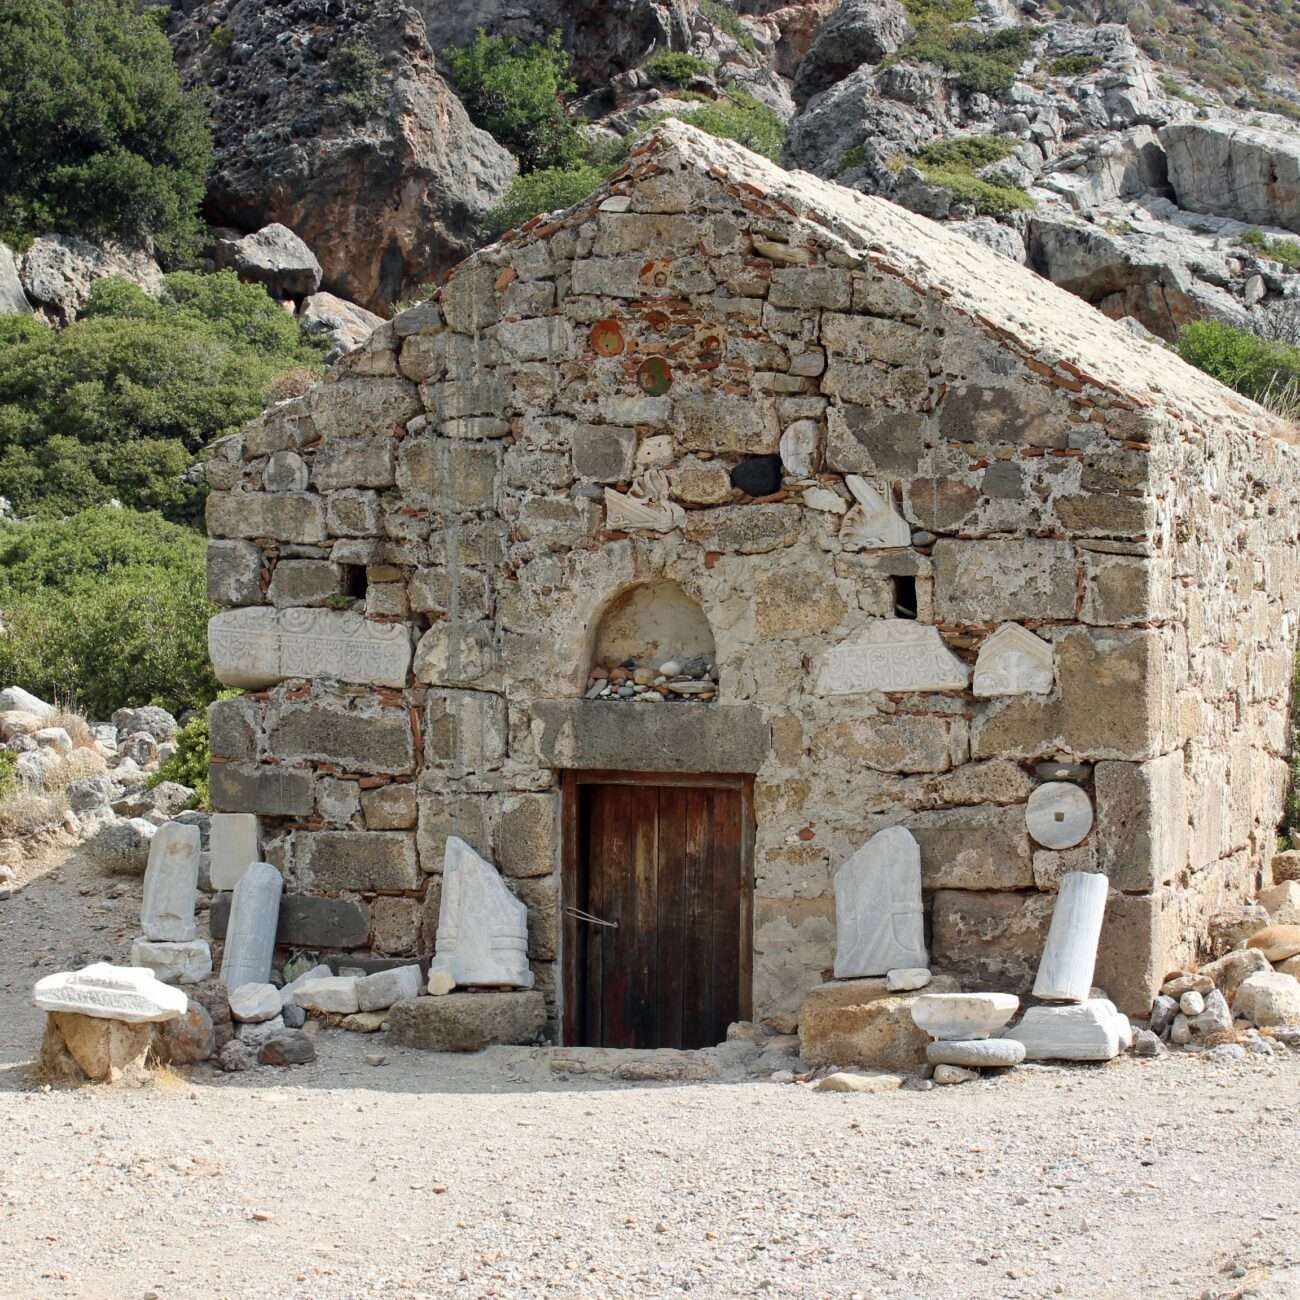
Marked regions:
[204,120,1300,1044]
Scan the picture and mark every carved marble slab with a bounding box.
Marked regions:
[833,826,928,978]
[209,607,413,689]
[603,468,685,532]
[972,622,1054,697]
[840,475,911,549]
[140,822,200,942]
[819,620,969,694]
[429,837,534,989]
[34,962,187,1023]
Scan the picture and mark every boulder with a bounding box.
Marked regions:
[1257,881,1300,925]
[293,975,360,1015]
[0,687,52,717]
[1233,970,1300,1027]
[85,817,157,875]
[1208,904,1272,957]
[229,982,283,1023]
[111,705,178,742]
[19,234,161,325]
[1247,925,1300,963]
[1198,948,1272,1003]
[356,964,422,1012]
[386,990,547,1051]
[130,938,212,985]
[258,1030,317,1066]
[1272,850,1300,884]
[799,975,959,1070]
[1161,122,1300,234]
[224,224,322,299]
[152,1003,216,1065]
[793,0,911,102]
[0,242,31,315]
[299,292,383,362]
[40,1012,154,1084]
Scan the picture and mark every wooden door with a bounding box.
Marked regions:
[563,774,752,1050]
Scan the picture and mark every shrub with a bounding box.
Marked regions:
[0,0,212,258]
[840,144,867,171]
[914,135,1014,169]
[700,0,756,53]
[910,135,1032,214]
[1177,320,1300,417]
[643,51,714,87]
[0,271,322,522]
[485,162,609,237]
[149,710,210,807]
[443,30,582,172]
[1239,229,1300,271]
[669,91,787,161]
[1048,53,1103,77]
[0,750,15,803]
[901,20,1036,96]
[0,506,218,719]
[330,39,385,120]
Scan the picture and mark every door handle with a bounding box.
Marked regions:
[564,906,618,929]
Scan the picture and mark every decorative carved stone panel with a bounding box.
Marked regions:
[819,621,969,694]
[972,622,1054,697]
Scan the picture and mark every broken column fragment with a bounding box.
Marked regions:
[1033,871,1110,1002]
[219,861,283,989]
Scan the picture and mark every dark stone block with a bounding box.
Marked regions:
[211,893,371,949]
[209,762,313,816]
[729,455,782,497]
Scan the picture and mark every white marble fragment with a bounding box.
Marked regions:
[34,962,187,1023]
[1033,871,1109,1002]
[1026,782,1094,850]
[429,836,535,989]
[926,1038,1025,1068]
[886,967,932,992]
[802,486,846,514]
[140,822,201,941]
[427,968,456,996]
[209,812,260,891]
[279,963,333,1010]
[819,621,969,694]
[832,827,927,979]
[1008,998,1128,1061]
[229,982,283,1023]
[840,476,911,549]
[779,421,818,477]
[911,992,1020,1041]
[603,469,686,532]
[218,862,282,990]
[293,975,360,1014]
[129,937,212,985]
[972,623,1054,697]
[357,965,423,1012]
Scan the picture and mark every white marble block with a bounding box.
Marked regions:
[218,861,282,990]
[229,983,283,1023]
[293,975,360,1014]
[130,937,212,985]
[819,621,969,695]
[1008,998,1129,1061]
[972,623,1054,697]
[279,963,333,1010]
[357,965,423,1012]
[1026,782,1094,851]
[140,822,201,941]
[832,826,927,979]
[1033,871,1109,1002]
[34,962,187,1023]
[209,812,260,891]
[429,837,535,989]
[911,992,1020,1041]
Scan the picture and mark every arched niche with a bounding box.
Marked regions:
[587,581,717,699]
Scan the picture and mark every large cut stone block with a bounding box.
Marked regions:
[675,393,781,455]
[493,793,559,878]
[930,890,1054,993]
[811,714,966,774]
[267,698,415,774]
[209,608,413,689]
[910,806,1033,890]
[418,793,491,868]
[129,938,212,985]
[799,975,959,1070]
[206,491,326,544]
[932,540,1076,623]
[311,437,396,490]
[817,621,968,694]
[208,696,259,763]
[209,763,314,817]
[207,539,263,606]
[294,830,419,891]
[531,701,769,774]
[266,559,342,607]
[426,690,507,775]
[209,812,260,891]
[972,628,1174,762]
[307,375,422,439]
[210,892,371,949]
[387,991,547,1051]
[832,827,926,977]
[1093,888,1182,1016]
[396,438,498,509]
[34,962,187,1023]
[1094,753,1187,890]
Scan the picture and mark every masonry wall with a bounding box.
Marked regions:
[205,136,1300,1023]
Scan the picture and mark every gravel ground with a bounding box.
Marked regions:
[3,847,1300,1300]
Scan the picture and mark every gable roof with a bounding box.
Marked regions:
[492,119,1295,449]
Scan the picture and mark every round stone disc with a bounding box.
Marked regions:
[637,356,672,395]
[590,319,624,357]
[1026,781,1094,850]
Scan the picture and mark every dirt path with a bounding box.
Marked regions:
[3,846,1300,1300]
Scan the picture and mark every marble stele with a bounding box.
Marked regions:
[832,825,928,979]
[140,822,201,942]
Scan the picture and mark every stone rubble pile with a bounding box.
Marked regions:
[585,655,718,704]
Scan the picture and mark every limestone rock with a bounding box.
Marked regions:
[1208,903,1271,957]
[227,224,322,298]
[813,1070,905,1093]
[85,817,157,876]
[341,1011,388,1033]
[926,1037,1025,1068]
[886,968,931,992]
[34,962,186,1024]
[1161,122,1300,234]
[1008,999,1128,1061]
[300,292,383,362]
[219,1040,257,1072]
[236,1014,286,1046]
[386,990,547,1051]
[41,1012,154,1084]
[129,938,212,985]
[258,1030,317,1067]
[795,0,910,101]
[218,862,282,990]
[356,964,423,1012]
[279,963,333,1010]
[209,812,259,892]
[428,837,534,990]
[19,234,161,324]
[1233,971,1300,1028]
[1272,850,1300,884]
[911,992,1019,1041]
[293,976,361,1015]
[152,1003,216,1066]
[832,825,927,978]
[933,1064,978,1085]
[0,241,31,315]
[1198,948,1271,1002]
[1247,925,1300,963]
[1257,881,1300,925]
[799,975,959,1070]
[1187,989,1232,1043]
[140,822,201,941]
[229,983,283,1023]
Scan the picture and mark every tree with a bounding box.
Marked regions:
[0,0,211,258]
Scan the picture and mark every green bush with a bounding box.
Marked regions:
[699,0,756,53]
[0,750,15,802]
[330,39,385,120]
[910,135,1032,214]
[643,52,714,87]
[1239,229,1300,270]
[149,710,210,807]
[1048,54,1103,77]
[0,271,322,522]
[0,506,218,719]
[0,0,212,258]
[443,30,582,172]
[669,91,787,161]
[914,135,1014,169]
[485,162,609,237]
[1177,320,1300,409]
[840,144,867,171]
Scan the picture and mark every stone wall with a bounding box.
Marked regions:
[206,122,1300,1024]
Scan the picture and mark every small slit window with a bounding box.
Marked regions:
[893,576,917,619]
[343,564,368,600]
